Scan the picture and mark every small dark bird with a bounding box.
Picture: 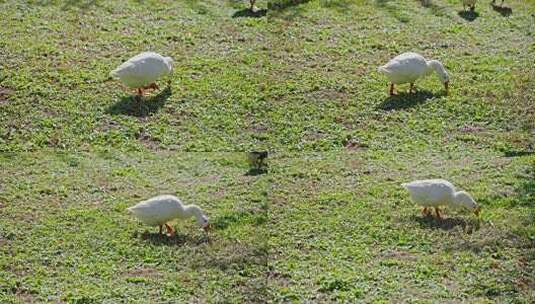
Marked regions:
[247,151,268,171]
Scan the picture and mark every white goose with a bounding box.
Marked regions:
[378,52,449,96]
[402,179,480,218]
[127,195,209,235]
[463,0,477,11]
[110,52,173,97]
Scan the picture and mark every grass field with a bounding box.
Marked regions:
[269,150,533,302]
[0,0,270,151]
[1,152,269,302]
[0,0,534,303]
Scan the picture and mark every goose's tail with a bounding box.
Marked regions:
[377,65,389,74]
[109,69,120,78]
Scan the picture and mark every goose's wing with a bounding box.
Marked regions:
[128,196,181,225]
[403,180,453,203]
[110,53,169,87]
[380,56,425,80]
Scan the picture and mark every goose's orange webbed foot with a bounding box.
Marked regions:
[164,223,175,237]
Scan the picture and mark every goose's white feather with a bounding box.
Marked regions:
[378,52,449,85]
[401,179,479,212]
[110,52,173,88]
[127,195,208,228]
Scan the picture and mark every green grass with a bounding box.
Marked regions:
[0,0,270,151]
[265,0,534,151]
[0,0,534,302]
[0,0,532,152]
[268,149,534,302]
[0,152,269,302]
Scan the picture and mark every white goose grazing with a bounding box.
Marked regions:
[402,179,480,218]
[463,0,477,11]
[378,52,449,96]
[110,52,173,97]
[127,195,209,236]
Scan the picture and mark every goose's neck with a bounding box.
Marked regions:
[452,191,469,208]
[452,191,463,204]
[183,205,204,220]
[164,57,173,72]
[426,60,448,82]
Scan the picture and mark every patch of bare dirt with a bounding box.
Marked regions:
[16,291,37,303]
[123,267,162,279]
[0,86,13,105]
[344,139,369,151]
[381,249,418,262]
[138,135,162,150]
[305,88,348,103]
[268,269,292,288]
[458,124,486,133]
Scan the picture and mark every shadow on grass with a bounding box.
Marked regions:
[412,214,471,231]
[491,3,512,17]
[232,8,267,18]
[377,90,439,111]
[504,150,534,158]
[138,231,209,246]
[245,168,268,176]
[107,87,171,117]
[458,10,479,21]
